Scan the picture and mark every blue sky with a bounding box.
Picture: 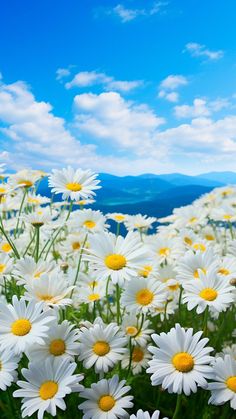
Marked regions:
[0,0,236,175]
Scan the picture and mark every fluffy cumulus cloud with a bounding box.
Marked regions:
[64,70,143,92]
[73,91,166,155]
[184,43,224,61]
[111,2,168,23]
[158,74,188,102]
[174,98,230,118]
[1,76,236,174]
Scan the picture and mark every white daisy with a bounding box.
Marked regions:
[0,253,14,279]
[78,317,127,373]
[0,296,55,355]
[79,374,133,418]
[24,271,74,308]
[48,166,100,201]
[70,208,108,234]
[13,256,56,285]
[85,232,149,286]
[182,268,235,314]
[13,357,84,419]
[121,277,167,314]
[130,409,168,419]
[147,323,213,395]
[122,345,152,375]
[208,355,236,409]
[27,320,80,361]
[0,348,20,390]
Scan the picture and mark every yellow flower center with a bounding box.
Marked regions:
[193,243,206,252]
[105,254,126,270]
[11,319,32,336]
[218,268,230,275]
[66,182,82,192]
[226,376,236,392]
[72,242,81,250]
[83,220,96,229]
[172,352,194,372]
[34,271,43,278]
[88,293,100,302]
[18,180,33,187]
[28,198,40,204]
[0,187,6,194]
[184,237,193,246]
[136,288,154,306]
[132,347,144,362]
[0,264,6,273]
[199,288,218,301]
[223,214,232,220]
[193,268,206,278]
[126,326,138,336]
[1,243,12,252]
[189,217,197,223]
[138,265,152,278]
[98,395,115,412]
[93,341,110,356]
[159,247,170,256]
[38,294,54,302]
[114,215,125,221]
[168,283,179,291]
[49,339,66,356]
[39,381,58,400]
[205,234,214,241]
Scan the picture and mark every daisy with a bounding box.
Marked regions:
[24,271,74,308]
[147,323,213,395]
[0,296,55,355]
[0,348,20,390]
[85,232,149,286]
[130,410,168,419]
[27,193,51,206]
[217,256,236,282]
[122,345,152,375]
[176,248,218,284]
[70,208,108,234]
[78,317,127,373]
[27,320,80,362]
[13,256,56,286]
[122,314,154,347]
[48,166,100,201]
[21,207,53,228]
[182,268,235,314]
[106,213,128,224]
[124,214,156,232]
[8,169,41,189]
[208,355,236,409]
[121,277,167,314]
[0,253,14,279]
[13,357,84,419]
[145,235,184,264]
[79,374,133,418]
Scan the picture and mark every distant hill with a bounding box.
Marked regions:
[38,171,236,218]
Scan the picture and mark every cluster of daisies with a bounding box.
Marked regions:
[0,165,235,418]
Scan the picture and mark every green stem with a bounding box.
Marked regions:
[116,222,120,237]
[70,234,88,298]
[202,306,209,335]
[34,226,40,262]
[178,286,183,324]
[126,337,133,379]
[116,283,121,325]
[172,394,182,419]
[14,187,27,238]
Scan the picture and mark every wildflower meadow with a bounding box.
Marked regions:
[0,165,235,419]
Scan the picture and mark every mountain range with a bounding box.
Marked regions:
[38,171,236,218]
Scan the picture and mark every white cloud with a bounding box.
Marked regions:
[174,98,230,118]
[65,70,143,92]
[185,43,224,61]
[56,68,71,81]
[112,2,168,23]
[158,90,179,102]
[1,76,236,175]
[158,75,188,102]
[73,91,166,156]
[160,75,188,90]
